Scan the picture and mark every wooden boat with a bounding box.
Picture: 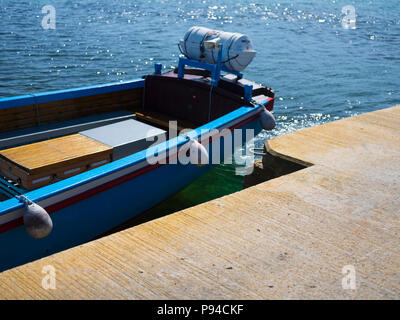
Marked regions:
[0,29,275,271]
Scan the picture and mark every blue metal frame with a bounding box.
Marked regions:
[177,45,244,87]
[221,66,243,80]
[244,84,253,102]
[178,57,221,86]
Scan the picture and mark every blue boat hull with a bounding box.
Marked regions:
[0,117,262,272]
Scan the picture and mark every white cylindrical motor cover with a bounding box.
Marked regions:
[180,26,256,72]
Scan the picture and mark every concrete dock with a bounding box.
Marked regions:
[0,105,399,299]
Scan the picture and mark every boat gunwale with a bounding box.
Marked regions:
[0,78,145,110]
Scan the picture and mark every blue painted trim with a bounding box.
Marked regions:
[0,176,24,195]
[177,46,244,86]
[0,95,36,110]
[0,105,260,216]
[211,45,223,86]
[0,185,15,198]
[0,79,145,110]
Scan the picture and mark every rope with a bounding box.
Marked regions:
[183,27,195,55]
[177,42,189,58]
[208,84,213,122]
[16,195,33,206]
[221,54,239,64]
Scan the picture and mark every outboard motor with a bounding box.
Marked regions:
[178,27,275,131]
[179,26,256,73]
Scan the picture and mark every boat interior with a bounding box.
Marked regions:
[0,69,274,200]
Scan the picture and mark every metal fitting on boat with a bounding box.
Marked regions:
[189,138,209,166]
[17,195,53,239]
[260,108,276,131]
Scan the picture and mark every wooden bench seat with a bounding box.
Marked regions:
[0,134,113,190]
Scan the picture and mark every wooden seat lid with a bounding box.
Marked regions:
[0,134,113,175]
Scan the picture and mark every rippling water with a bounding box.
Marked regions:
[1,0,399,219]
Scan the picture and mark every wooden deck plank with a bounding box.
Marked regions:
[0,105,399,299]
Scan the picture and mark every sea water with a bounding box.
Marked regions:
[0,0,399,222]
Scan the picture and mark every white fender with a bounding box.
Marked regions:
[189,139,209,166]
[260,108,276,130]
[19,196,53,239]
